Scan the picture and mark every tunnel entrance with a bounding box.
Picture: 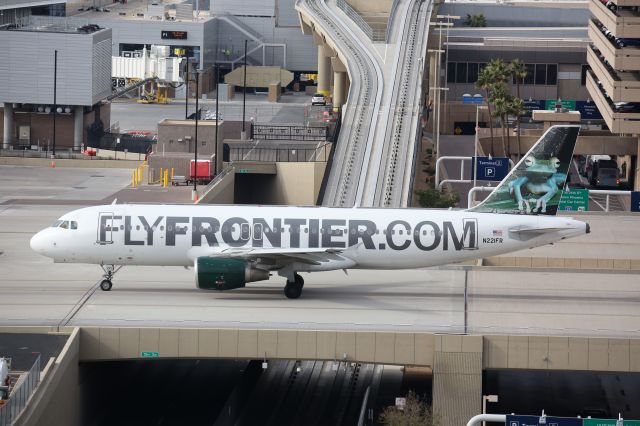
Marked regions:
[80,359,432,425]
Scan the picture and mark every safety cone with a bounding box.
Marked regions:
[50,160,56,168]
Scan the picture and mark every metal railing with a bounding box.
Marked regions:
[229,143,331,162]
[336,0,386,42]
[251,124,328,141]
[0,355,41,426]
[435,156,515,190]
[0,148,87,159]
[589,189,631,212]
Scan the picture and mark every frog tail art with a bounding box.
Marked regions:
[468,125,580,216]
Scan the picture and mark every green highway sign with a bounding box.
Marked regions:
[545,99,577,111]
[140,351,160,358]
[583,420,640,426]
[559,188,588,212]
[238,169,250,173]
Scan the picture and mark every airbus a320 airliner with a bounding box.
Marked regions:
[31,125,588,299]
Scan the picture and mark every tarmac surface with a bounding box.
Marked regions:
[1,164,640,337]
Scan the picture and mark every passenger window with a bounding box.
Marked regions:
[70,221,78,230]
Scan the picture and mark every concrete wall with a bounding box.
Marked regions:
[14,329,80,426]
[78,327,436,366]
[0,28,112,106]
[484,335,640,372]
[266,162,326,205]
[346,0,392,14]
[0,156,140,168]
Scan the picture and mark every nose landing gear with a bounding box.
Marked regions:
[99,264,123,291]
[284,273,304,299]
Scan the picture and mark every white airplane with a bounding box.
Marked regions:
[31,125,588,299]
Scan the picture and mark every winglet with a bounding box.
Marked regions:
[467,125,580,216]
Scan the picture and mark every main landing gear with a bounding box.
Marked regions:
[99,264,123,291]
[284,273,304,299]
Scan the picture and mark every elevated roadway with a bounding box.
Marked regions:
[299,0,431,208]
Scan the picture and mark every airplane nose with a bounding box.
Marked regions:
[30,231,46,253]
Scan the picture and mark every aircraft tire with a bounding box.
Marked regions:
[294,273,304,288]
[284,281,302,299]
[100,279,113,291]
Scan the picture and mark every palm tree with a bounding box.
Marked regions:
[476,67,496,155]
[510,59,527,159]
[508,97,524,159]
[491,83,510,156]
[464,13,487,27]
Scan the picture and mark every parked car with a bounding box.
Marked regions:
[311,93,326,106]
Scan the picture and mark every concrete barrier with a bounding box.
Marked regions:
[0,157,140,169]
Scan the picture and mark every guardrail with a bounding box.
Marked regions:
[229,143,331,162]
[0,355,41,426]
[336,0,386,42]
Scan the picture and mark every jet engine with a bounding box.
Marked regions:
[195,258,269,290]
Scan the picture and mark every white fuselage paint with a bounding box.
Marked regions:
[30,204,588,271]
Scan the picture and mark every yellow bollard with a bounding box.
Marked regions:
[159,168,163,184]
[171,167,174,180]
[164,169,169,187]
[132,170,137,187]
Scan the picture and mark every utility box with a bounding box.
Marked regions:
[268,81,281,103]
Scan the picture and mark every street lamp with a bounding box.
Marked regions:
[436,15,460,128]
[474,104,489,193]
[192,70,200,201]
[482,394,499,426]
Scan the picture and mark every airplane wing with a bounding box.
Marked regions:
[509,226,566,234]
[208,247,350,265]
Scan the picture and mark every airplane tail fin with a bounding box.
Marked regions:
[467,125,580,216]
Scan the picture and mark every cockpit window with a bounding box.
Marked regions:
[51,220,63,228]
[70,221,78,230]
[59,221,69,229]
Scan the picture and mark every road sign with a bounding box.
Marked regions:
[545,99,577,111]
[140,351,160,358]
[559,188,588,212]
[506,415,583,426]
[584,420,640,426]
[631,192,640,212]
[472,156,509,181]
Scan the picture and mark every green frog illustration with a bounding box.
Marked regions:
[508,156,566,213]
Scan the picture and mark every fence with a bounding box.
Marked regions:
[251,124,328,141]
[0,355,41,426]
[336,0,387,42]
[229,143,331,162]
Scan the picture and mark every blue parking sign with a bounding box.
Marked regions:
[472,157,509,181]
[631,192,640,212]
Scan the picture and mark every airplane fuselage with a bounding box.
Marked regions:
[30,204,587,271]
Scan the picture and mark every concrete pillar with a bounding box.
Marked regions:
[74,106,84,151]
[432,335,483,426]
[3,103,13,149]
[317,45,331,97]
[333,71,347,109]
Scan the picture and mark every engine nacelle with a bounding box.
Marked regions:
[195,258,269,290]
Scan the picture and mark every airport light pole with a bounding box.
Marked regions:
[193,70,200,199]
[473,105,488,195]
[428,20,453,158]
[215,64,220,176]
[242,39,247,140]
[184,55,190,119]
[52,50,58,159]
[436,14,459,129]
[481,395,498,426]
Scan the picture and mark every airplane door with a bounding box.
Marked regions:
[97,212,115,245]
[241,223,251,241]
[462,218,478,250]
